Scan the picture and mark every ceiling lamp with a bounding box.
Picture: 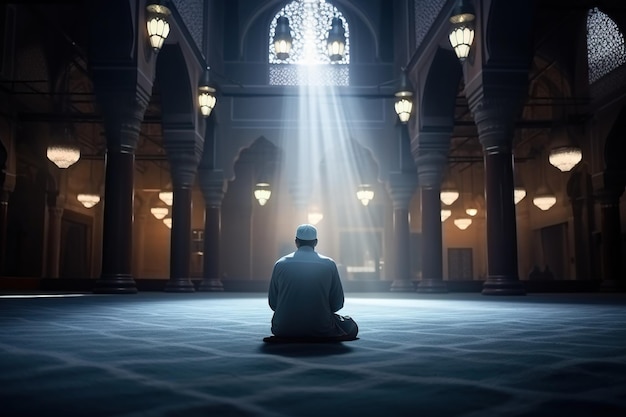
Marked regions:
[465,207,478,216]
[159,191,173,206]
[514,186,526,204]
[440,188,459,205]
[394,69,413,123]
[549,146,582,172]
[254,182,272,206]
[308,209,324,225]
[163,217,172,229]
[150,207,168,219]
[327,17,346,61]
[47,144,80,169]
[198,67,217,118]
[77,193,100,208]
[454,218,472,230]
[448,0,475,61]
[533,186,556,211]
[356,184,374,206]
[146,2,171,51]
[273,16,293,60]
[441,209,452,222]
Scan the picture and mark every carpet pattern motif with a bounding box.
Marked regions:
[1,292,625,416]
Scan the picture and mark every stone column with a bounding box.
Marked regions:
[0,190,10,276]
[415,151,448,293]
[163,139,202,293]
[93,94,148,294]
[198,169,227,291]
[46,206,63,278]
[386,171,418,291]
[594,183,625,291]
[469,96,525,295]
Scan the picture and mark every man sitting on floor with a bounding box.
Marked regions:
[267,224,358,342]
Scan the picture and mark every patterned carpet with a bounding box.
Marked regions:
[1,291,625,417]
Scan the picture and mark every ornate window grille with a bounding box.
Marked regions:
[269,0,350,86]
[587,7,626,84]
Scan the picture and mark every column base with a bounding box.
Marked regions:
[197,278,224,292]
[599,279,626,292]
[416,279,448,293]
[482,275,526,295]
[164,278,196,293]
[93,275,138,294]
[389,279,415,292]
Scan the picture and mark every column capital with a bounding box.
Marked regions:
[415,152,447,188]
[198,169,227,207]
[386,172,418,209]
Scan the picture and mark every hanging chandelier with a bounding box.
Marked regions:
[441,209,452,222]
[150,207,168,219]
[159,191,173,206]
[77,193,100,208]
[514,186,527,204]
[454,218,472,230]
[549,146,582,172]
[47,145,80,169]
[440,188,459,205]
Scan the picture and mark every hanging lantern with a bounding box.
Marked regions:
[394,70,413,123]
[441,209,452,222]
[327,17,346,61]
[533,185,556,211]
[146,2,171,51]
[356,184,374,206]
[198,68,217,117]
[514,186,527,204]
[549,146,582,172]
[254,183,272,206]
[449,0,475,61]
[273,16,293,60]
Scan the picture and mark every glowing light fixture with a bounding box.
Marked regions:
[151,207,168,219]
[327,17,346,61]
[533,186,556,211]
[146,2,171,51]
[159,191,173,206]
[163,217,172,229]
[47,145,80,169]
[514,186,526,204]
[198,68,217,118]
[394,70,413,123]
[448,0,475,61]
[454,218,472,230]
[254,183,272,206]
[440,188,459,205]
[441,209,452,222]
[549,146,582,172]
[465,207,478,216]
[273,16,293,60]
[356,184,374,206]
[77,193,100,208]
[308,209,324,225]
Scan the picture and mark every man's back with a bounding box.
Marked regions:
[268,246,345,338]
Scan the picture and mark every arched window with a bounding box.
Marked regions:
[586,7,626,84]
[268,0,350,86]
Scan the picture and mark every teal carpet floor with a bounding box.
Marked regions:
[1,292,625,417]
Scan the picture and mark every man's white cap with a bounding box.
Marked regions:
[296,224,317,240]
